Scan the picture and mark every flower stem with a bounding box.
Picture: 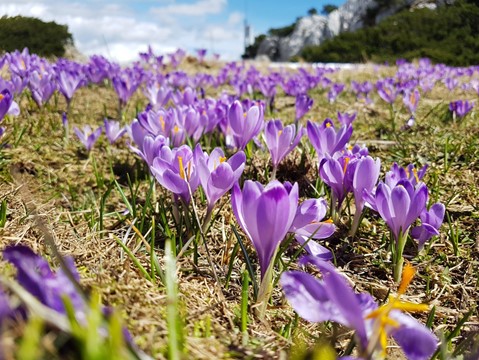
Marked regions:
[255,248,278,319]
[393,231,408,283]
[330,192,339,224]
[270,166,277,181]
[389,103,396,133]
[201,203,214,233]
[349,209,362,238]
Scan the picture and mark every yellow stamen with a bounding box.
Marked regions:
[173,125,179,134]
[278,130,283,136]
[178,156,185,180]
[326,122,332,128]
[0,94,4,102]
[343,157,350,173]
[219,156,226,163]
[412,168,420,183]
[159,115,165,131]
[324,218,334,224]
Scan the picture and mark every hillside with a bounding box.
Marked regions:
[245,0,479,66]
[301,0,479,66]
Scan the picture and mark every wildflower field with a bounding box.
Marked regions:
[0,48,478,360]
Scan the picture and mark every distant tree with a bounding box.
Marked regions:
[242,34,266,59]
[308,8,318,16]
[322,4,338,15]
[0,16,73,57]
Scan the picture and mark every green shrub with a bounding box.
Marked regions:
[300,1,479,66]
[0,16,73,57]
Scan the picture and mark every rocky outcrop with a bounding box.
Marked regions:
[256,0,448,61]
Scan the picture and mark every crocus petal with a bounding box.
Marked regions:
[228,151,246,175]
[254,183,292,277]
[295,222,336,240]
[422,203,445,229]
[160,169,188,195]
[228,100,243,134]
[294,235,333,259]
[320,156,345,202]
[390,311,438,360]
[353,157,381,212]
[375,183,394,234]
[300,256,369,347]
[292,198,328,229]
[411,223,439,249]
[207,163,235,205]
[280,270,334,323]
[405,183,428,229]
[390,185,411,238]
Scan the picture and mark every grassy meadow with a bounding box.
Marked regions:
[0,52,478,360]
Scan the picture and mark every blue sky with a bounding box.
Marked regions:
[232,0,346,35]
[0,0,346,62]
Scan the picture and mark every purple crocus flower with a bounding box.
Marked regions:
[449,100,474,119]
[385,162,427,189]
[350,156,381,236]
[144,82,172,109]
[0,286,13,325]
[231,180,298,280]
[112,69,141,110]
[351,81,373,103]
[319,154,352,215]
[444,77,458,91]
[365,180,428,281]
[55,62,84,111]
[28,69,57,107]
[150,144,199,203]
[228,100,264,150]
[196,48,207,63]
[3,245,86,316]
[403,88,420,115]
[194,144,246,212]
[307,119,353,163]
[130,134,169,167]
[104,118,126,144]
[377,79,398,104]
[295,93,313,122]
[411,203,445,249]
[337,111,356,127]
[281,256,438,360]
[0,89,17,120]
[264,120,303,178]
[73,125,103,152]
[368,181,428,243]
[1,245,136,349]
[289,197,336,259]
[327,83,345,103]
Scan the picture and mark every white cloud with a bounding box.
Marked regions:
[227,11,244,26]
[0,0,244,63]
[151,0,226,17]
